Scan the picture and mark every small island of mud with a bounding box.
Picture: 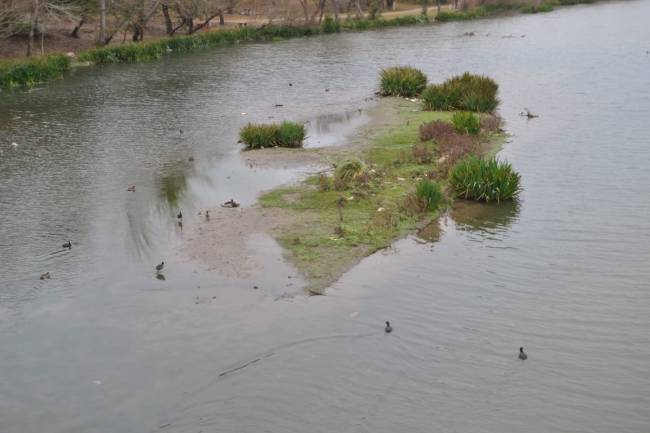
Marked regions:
[185,70,519,294]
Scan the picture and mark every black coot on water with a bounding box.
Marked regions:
[519,347,528,360]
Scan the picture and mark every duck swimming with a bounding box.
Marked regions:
[155,261,164,272]
[177,211,183,220]
[62,241,72,249]
[519,347,528,360]
[385,321,392,333]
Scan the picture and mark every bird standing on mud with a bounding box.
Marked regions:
[385,321,392,333]
[519,347,528,360]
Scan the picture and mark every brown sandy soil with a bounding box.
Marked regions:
[182,206,294,279]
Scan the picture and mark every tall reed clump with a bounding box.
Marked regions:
[379,66,427,98]
[448,156,521,202]
[239,121,305,149]
[0,54,70,88]
[422,72,499,113]
[452,111,481,135]
[415,179,444,211]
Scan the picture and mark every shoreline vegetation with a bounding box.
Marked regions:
[243,69,519,294]
[1,0,599,90]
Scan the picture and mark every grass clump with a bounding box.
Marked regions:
[334,159,366,189]
[449,156,521,202]
[419,120,455,141]
[239,121,305,149]
[422,72,499,113]
[415,180,444,211]
[452,111,481,135]
[0,54,70,89]
[321,17,340,33]
[278,121,307,147]
[379,66,428,98]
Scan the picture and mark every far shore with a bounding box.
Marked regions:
[1,0,603,89]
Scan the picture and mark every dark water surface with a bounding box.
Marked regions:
[2,1,650,432]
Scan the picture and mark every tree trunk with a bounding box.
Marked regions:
[354,0,363,17]
[191,11,222,33]
[219,10,225,25]
[331,0,340,21]
[299,0,310,23]
[71,18,85,38]
[27,0,39,57]
[170,18,186,36]
[436,0,440,13]
[162,2,173,34]
[318,0,326,24]
[98,0,106,43]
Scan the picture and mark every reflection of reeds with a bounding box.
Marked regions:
[452,199,520,232]
[159,171,187,209]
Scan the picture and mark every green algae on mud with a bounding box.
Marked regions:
[258,98,506,294]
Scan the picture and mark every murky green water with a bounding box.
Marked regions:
[1,1,650,432]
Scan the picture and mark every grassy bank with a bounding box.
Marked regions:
[257,97,508,294]
[1,18,430,88]
[436,0,596,21]
[0,54,70,89]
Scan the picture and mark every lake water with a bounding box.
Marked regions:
[1,1,649,432]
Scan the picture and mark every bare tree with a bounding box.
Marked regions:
[26,0,79,56]
[0,1,21,39]
[161,0,174,34]
[98,0,106,42]
[171,0,230,35]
